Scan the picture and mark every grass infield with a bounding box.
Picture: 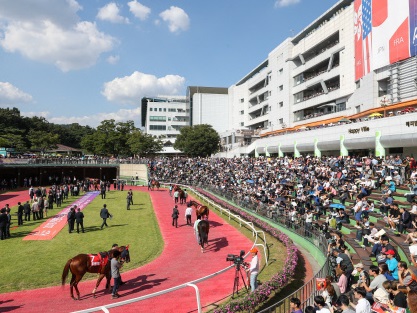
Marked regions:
[0,190,163,293]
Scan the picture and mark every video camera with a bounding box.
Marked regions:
[226,250,246,265]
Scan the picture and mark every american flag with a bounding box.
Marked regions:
[362,0,372,76]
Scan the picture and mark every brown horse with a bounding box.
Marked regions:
[197,220,210,253]
[151,180,160,191]
[174,185,186,203]
[62,245,130,300]
[189,200,209,219]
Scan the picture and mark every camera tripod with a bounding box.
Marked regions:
[232,263,248,298]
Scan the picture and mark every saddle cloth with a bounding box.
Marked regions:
[88,253,109,270]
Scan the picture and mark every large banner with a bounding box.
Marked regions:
[23,191,99,241]
[354,0,417,81]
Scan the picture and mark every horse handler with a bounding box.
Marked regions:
[185,204,192,225]
[111,250,123,299]
[193,215,201,244]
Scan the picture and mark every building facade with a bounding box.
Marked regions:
[218,0,417,158]
[141,96,188,154]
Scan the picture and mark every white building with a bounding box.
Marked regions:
[141,96,188,154]
[219,0,417,158]
[187,86,229,132]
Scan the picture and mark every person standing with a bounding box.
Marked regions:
[128,189,133,205]
[38,196,44,219]
[100,204,111,229]
[246,247,260,292]
[194,215,202,244]
[31,200,39,221]
[67,207,75,233]
[173,189,179,204]
[74,207,84,233]
[111,250,123,299]
[126,191,132,210]
[172,205,179,228]
[17,202,24,226]
[23,201,31,221]
[185,204,192,225]
[101,183,106,199]
[0,208,7,240]
[5,207,11,238]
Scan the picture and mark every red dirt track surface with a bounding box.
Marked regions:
[0,186,255,313]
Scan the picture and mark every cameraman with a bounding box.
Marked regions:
[246,247,259,292]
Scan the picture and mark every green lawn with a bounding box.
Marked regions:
[0,190,163,292]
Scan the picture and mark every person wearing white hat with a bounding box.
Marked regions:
[351,263,370,289]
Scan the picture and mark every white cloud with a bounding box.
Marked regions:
[275,0,301,8]
[107,55,120,64]
[102,71,185,105]
[128,0,151,21]
[0,0,82,28]
[22,108,142,128]
[159,6,190,33]
[0,0,117,71]
[0,82,33,105]
[97,2,129,24]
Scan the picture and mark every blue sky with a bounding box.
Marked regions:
[0,0,337,127]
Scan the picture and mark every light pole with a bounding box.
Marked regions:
[380,96,390,117]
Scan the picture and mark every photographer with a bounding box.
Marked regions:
[246,247,259,292]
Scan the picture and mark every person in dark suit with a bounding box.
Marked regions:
[74,206,85,233]
[172,205,179,228]
[0,208,7,240]
[100,183,106,199]
[398,207,412,233]
[67,207,75,233]
[23,201,31,221]
[100,204,111,229]
[17,202,24,225]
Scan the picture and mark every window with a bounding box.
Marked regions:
[356,80,360,89]
[149,108,153,111]
[159,108,162,112]
[294,74,303,86]
[279,118,283,124]
[294,92,303,103]
[240,98,244,103]
[149,116,167,122]
[168,126,172,130]
[163,108,166,112]
[279,68,283,75]
[149,125,166,130]
[168,108,176,112]
[168,117,171,121]
[279,85,283,91]
[240,122,244,126]
[240,110,244,115]
[279,102,283,108]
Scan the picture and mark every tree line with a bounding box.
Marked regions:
[0,108,220,157]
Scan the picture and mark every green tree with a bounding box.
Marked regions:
[174,124,220,157]
[127,130,163,156]
[51,123,94,148]
[27,130,59,154]
[80,119,138,156]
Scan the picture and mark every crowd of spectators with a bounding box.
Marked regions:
[147,154,417,312]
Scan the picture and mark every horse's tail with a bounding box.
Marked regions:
[62,259,72,286]
[200,221,209,245]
